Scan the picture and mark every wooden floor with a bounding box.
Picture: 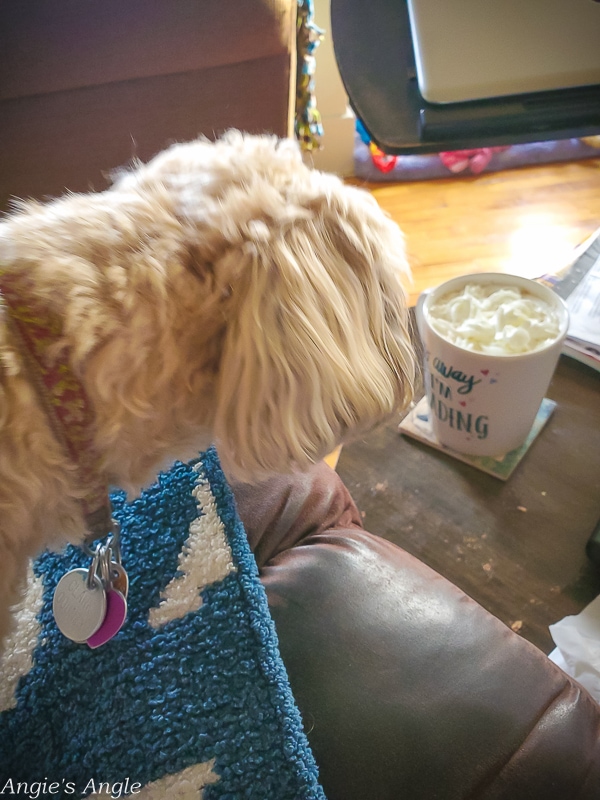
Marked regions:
[352,157,600,306]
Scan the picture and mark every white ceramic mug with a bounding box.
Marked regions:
[416,273,569,457]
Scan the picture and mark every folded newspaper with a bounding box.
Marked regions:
[538,228,600,372]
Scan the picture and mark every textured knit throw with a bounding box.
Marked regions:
[0,448,326,799]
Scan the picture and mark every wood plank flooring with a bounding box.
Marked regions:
[351,157,600,306]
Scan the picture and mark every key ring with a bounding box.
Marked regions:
[82,518,121,559]
[99,545,113,588]
[83,519,122,589]
[108,520,122,565]
[86,548,102,590]
[79,519,121,564]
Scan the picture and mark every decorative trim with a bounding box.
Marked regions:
[0,269,112,539]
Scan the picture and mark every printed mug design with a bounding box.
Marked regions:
[427,353,501,442]
[417,273,569,457]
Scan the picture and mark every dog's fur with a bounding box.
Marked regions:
[0,131,414,646]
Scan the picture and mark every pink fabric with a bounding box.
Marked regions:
[439,147,510,174]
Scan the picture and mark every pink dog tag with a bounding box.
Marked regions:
[87,589,127,649]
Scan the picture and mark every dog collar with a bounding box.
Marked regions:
[0,269,113,541]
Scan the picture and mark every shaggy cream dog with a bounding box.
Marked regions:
[0,131,414,646]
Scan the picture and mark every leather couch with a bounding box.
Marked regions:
[234,463,600,800]
[3,2,600,796]
[0,0,296,211]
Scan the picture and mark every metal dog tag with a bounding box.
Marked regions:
[53,568,107,643]
[87,589,127,649]
[108,562,129,598]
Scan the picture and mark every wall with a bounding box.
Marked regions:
[307,0,355,176]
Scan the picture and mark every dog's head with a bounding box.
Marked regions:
[117,132,415,481]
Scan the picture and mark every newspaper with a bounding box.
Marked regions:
[564,252,600,363]
[537,229,600,371]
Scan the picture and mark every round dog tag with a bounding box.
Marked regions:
[87,590,127,649]
[108,562,129,598]
[53,568,107,643]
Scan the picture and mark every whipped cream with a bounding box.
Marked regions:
[428,283,561,355]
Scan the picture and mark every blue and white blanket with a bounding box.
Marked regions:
[0,448,325,799]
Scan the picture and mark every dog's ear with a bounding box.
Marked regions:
[212,197,415,481]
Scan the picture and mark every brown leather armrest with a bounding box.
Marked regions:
[232,463,600,800]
